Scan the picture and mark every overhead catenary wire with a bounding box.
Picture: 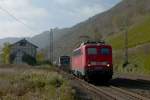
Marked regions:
[0,5,37,34]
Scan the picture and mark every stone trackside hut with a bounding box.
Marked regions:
[10,38,38,64]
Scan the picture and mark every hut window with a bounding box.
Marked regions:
[20,41,26,46]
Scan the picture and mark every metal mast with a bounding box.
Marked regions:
[124,24,128,65]
[50,29,53,63]
[123,17,129,67]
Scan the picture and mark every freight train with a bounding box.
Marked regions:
[71,41,113,81]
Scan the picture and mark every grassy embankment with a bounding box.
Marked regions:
[0,65,75,100]
[107,15,150,75]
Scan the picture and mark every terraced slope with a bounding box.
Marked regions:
[107,15,150,74]
[107,15,150,49]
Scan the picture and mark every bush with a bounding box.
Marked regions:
[22,54,37,66]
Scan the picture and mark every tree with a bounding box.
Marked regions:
[0,43,11,64]
[36,52,45,63]
[22,54,37,66]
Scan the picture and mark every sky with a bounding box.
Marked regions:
[0,0,121,39]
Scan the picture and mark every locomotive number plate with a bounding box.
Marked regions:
[91,61,108,65]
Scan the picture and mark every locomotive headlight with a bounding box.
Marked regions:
[107,64,110,67]
[88,64,91,66]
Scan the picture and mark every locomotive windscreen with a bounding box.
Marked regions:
[87,48,97,55]
[100,48,110,56]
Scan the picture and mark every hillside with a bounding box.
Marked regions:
[107,15,150,49]
[1,0,150,63]
[0,28,70,49]
[113,42,150,74]
[52,0,150,75]
[52,0,150,60]
[0,37,20,47]
[106,14,150,74]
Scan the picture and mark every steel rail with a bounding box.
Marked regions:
[77,77,150,100]
[110,86,150,100]
[57,68,150,100]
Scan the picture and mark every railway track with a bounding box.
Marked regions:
[75,78,150,100]
[111,77,150,99]
[56,68,150,100]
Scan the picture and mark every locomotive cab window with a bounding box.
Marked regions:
[87,48,97,55]
[100,48,110,56]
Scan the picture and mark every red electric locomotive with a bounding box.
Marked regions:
[71,41,113,81]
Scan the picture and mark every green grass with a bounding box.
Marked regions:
[107,15,150,49]
[106,15,150,75]
[114,48,150,75]
[0,65,75,100]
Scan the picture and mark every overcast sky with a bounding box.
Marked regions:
[0,0,121,39]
